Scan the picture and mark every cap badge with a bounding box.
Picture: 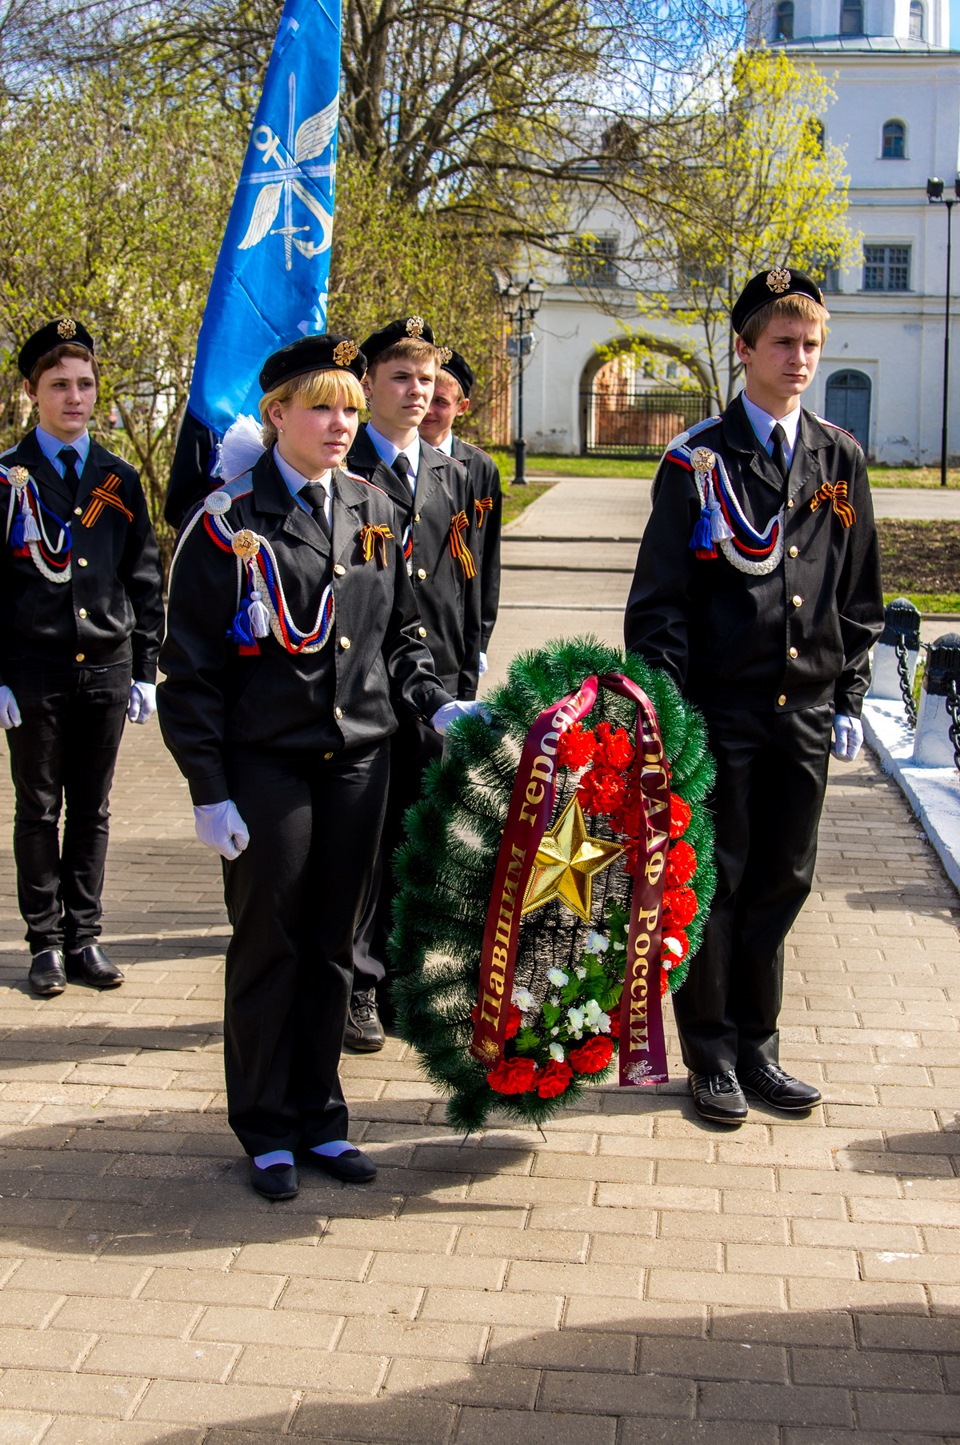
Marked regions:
[691,447,716,472]
[765,267,791,294]
[405,316,425,338]
[6,465,30,491]
[231,529,261,561]
[437,345,453,364]
[56,318,77,339]
[333,338,359,368]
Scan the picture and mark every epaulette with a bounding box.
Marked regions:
[343,469,389,499]
[810,412,864,453]
[211,473,255,505]
[665,415,722,455]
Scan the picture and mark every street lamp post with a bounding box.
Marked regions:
[497,276,544,485]
[926,176,960,487]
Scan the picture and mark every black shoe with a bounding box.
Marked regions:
[301,1146,377,1183]
[689,1070,748,1124]
[740,1064,822,1111]
[249,1159,300,1200]
[65,945,124,989]
[343,988,385,1052]
[28,949,66,997]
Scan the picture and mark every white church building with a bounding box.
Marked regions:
[519,0,960,464]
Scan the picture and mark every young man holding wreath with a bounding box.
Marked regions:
[624,268,884,1125]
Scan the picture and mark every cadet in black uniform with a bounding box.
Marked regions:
[158,334,483,1201]
[346,318,482,1051]
[0,319,164,997]
[420,348,502,676]
[624,269,883,1125]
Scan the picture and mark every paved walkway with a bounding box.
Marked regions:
[0,478,956,1443]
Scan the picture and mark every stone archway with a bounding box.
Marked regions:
[579,340,712,457]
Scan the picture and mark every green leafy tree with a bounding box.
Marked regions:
[620,48,861,407]
[0,57,245,559]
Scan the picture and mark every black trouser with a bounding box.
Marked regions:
[4,660,129,954]
[672,701,834,1075]
[352,715,443,996]
[221,740,390,1158]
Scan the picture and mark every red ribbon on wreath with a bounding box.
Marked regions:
[470,672,671,1086]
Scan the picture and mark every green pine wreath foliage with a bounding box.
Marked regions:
[389,636,716,1132]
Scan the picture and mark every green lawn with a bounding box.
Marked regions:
[489,450,960,488]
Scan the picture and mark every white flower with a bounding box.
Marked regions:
[574,966,587,980]
[663,935,683,958]
[583,998,610,1033]
[512,986,535,1010]
[549,993,560,1007]
[585,931,609,954]
[549,1042,565,1062]
[611,938,626,951]
[546,967,569,987]
[551,1026,560,1036]
[566,1007,585,1038]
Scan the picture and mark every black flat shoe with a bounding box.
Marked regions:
[343,989,385,1052]
[28,949,66,997]
[689,1070,748,1124]
[740,1064,822,1111]
[302,1147,377,1183]
[66,944,124,988]
[249,1159,300,1200]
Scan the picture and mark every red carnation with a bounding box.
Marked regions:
[606,1008,621,1038]
[663,886,697,928]
[595,721,634,770]
[568,1035,616,1074]
[660,967,670,998]
[557,722,596,770]
[666,840,697,888]
[535,1059,574,1098]
[486,1056,538,1094]
[669,794,692,839]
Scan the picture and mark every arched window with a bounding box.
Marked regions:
[881,120,906,159]
[824,371,871,450]
[775,1,794,39]
[840,0,863,35]
[909,0,924,39]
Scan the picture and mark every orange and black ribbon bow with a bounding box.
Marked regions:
[359,523,394,567]
[809,479,856,529]
[80,472,134,528]
[475,496,493,528]
[449,511,477,579]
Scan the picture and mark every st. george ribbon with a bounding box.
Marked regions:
[470,673,671,1086]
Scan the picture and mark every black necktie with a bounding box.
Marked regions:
[393,452,413,493]
[58,445,82,497]
[770,423,788,482]
[300,481,330,537]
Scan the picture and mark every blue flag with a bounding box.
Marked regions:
[187,0,341,436]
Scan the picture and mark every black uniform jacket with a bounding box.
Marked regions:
[347,425,481,699]
[0,429,164,685]
[624,396,884,717]
[451,434,501,653]
[157,454,453,806]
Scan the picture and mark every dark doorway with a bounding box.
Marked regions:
[823,370,871,450]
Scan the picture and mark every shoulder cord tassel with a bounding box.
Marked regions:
[245,560,271,638]
[449,511,477,579]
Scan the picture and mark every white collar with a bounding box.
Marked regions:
[272,447,332,500]
[366,422,420,481]
[741,393,801,462]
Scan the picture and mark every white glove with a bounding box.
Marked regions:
[832,714,863,762]
[194,801,250,860]
[0,685,21,729]
[127,681,157,724]
[431,699,493,735]
[478,652,488,676]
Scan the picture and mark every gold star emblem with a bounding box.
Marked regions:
[521,795,623,923]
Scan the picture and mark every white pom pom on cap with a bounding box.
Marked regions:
[216,414,266,482]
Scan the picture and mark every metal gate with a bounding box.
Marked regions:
[579,384,713,458]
